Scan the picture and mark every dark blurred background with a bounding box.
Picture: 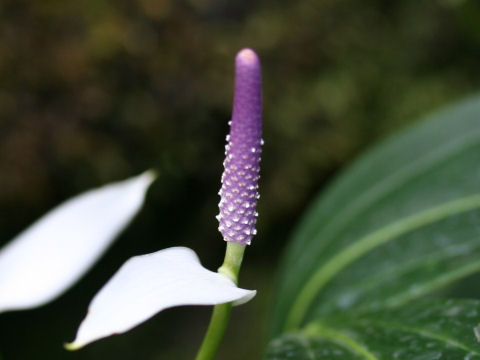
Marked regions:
[1,0,480,359]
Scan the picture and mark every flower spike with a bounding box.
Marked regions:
[217,48,263,246]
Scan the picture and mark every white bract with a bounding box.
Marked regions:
[66,247,256,349]
[0,170,255,349]
[0,171,156,313]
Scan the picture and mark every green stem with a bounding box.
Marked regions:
[195,242,246,360]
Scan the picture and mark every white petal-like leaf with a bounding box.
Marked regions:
[0,171,156,313]
[66,247,256,349]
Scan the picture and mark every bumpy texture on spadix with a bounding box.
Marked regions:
[217,48,262,245]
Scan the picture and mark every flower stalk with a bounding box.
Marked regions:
[195,242,245,360]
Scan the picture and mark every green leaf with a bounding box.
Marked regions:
[270,94,480,335]
[265,299,480,360]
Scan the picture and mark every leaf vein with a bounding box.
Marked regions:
[296,127,480,268]
[293,334,317,360]
[303,323,378,360]
[384,258,480,308]
[356,318,480,356]
[332,241,480,314]
[285,194,480,330]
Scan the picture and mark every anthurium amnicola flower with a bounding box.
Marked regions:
[64,48,263,350]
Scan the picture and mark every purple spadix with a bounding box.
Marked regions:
[216,48,263,246]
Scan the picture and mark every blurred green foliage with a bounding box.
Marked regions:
[1,0,480,359]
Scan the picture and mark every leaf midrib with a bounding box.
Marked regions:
[277,129,480,331]
[294,126,480,270]
[284,193,480,330]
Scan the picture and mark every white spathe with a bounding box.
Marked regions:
[66,247,256,349]
[0,171,156,313]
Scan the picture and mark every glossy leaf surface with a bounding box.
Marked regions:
[266,300,480,360]
[270,95,480,334]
